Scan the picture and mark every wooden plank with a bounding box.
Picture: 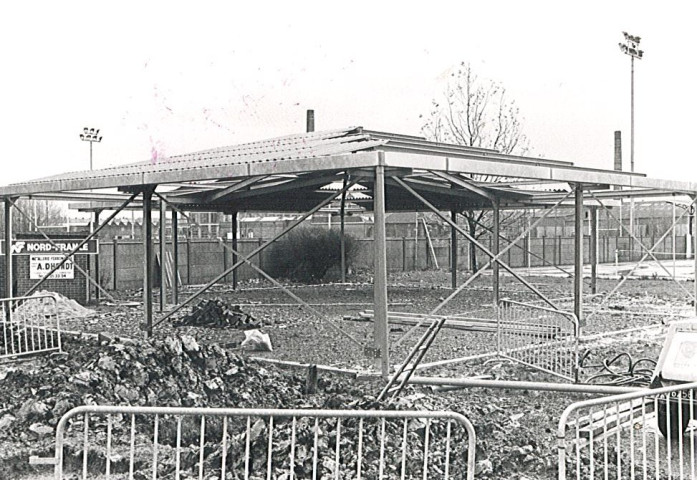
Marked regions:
[576,399,654,439]
[358,311,560,336]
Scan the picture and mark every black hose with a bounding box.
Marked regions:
[580,350,657,387]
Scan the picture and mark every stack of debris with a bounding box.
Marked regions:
[172,298,260,329]
[0,335,307,441]
[15,291,94,319]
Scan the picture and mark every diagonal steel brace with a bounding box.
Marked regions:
[587,193,697,317]
[11,201,116,302]
[153,178,360,327]
[23,192,138,297]
[393,178,571,346]
[216,237,363,347]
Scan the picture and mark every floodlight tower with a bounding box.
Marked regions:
[619,32,643,174]
[619,32,643,236]
[79,127,102,171]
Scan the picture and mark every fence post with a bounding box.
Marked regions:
[542,236,546,266]
[112,239,118,291]
[402,237,407,271]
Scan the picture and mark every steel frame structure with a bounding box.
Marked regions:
[1,127,696,378]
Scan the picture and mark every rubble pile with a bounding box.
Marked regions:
[0,335,308,439]
[172,298,260,329]
[16,290,95,319]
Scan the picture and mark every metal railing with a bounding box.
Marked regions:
[558,382,697,479]
[1,294,61,360]
[497,299,579,382]
[34,405,477,479]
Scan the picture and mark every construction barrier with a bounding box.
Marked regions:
[1,294,61,360]
[558,382,697,479]
[33,405,477,479]
[497,299,579,382]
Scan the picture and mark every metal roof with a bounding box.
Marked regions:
[3,127,696,213]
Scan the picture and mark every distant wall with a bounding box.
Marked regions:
[97,235,690,290]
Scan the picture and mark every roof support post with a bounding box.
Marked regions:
[231,212,238,290]
[693,203,697,315]
[450,211,458,289]
[93,210,101,304]
[142,189,154,338]
[492,200,500,305]
[172,209,179,304]
[574,184,584,328]
[159,200,167,312]
[340,175,348,283]
[590,206,598,295]
[373,161,389,378]
[4,199,13,305]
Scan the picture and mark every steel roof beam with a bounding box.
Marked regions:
[385,151,697,193]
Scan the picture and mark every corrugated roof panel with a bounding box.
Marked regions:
[14,129,384,187]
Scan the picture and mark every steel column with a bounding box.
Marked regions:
[590,206,598,295]
[450,211,458,289]
[373,162,389,378]
[694,196,697,315]
[142,190,154,337]
[159,201,166,312]
[231,212,238,290]
[94,210,101,303]
[492,200,500,304]
[574,184,584,327]
[4,199,13,300]
[340,175,348,283]
[172,210,178,304]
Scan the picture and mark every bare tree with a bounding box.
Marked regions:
[421,63,529,271]
[0,199,67,236]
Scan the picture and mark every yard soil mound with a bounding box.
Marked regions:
[0,334,368,478]
[0,333,565,479]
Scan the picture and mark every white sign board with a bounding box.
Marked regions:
[30,255,74,280]
[662,331,697,382]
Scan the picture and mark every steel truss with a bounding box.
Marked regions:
[378,176,579,400]
[152,178,360,329]
[585,193,697,323]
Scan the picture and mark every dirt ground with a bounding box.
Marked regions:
[2,269,694,479]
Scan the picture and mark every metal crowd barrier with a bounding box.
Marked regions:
[558,382,697,479]
[1,293,61,360]
[33,405,477,479]
[497,299,579,382]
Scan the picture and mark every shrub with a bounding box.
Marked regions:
[265,228,356,283]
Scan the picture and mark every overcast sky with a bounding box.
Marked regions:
[1,1,695,187]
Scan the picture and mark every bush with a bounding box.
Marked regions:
[265,228,356,283]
